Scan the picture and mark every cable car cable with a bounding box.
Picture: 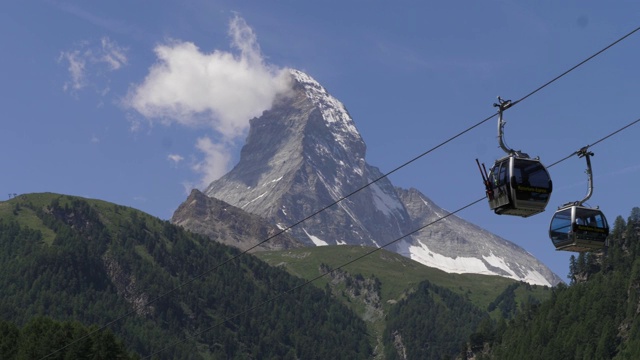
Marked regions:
[547,116,640,168]
[38,25,640,360]
[139,22,640,301]
[39,101,501,360]
[142,197,486,359]
[478,25,640,217]
[511,25,640,108]
[144,113,640,358]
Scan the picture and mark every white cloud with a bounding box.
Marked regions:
[100,37,128,70]
[58,37,128,94]
[59,50,87,92]
[126,16,291,138]
[191,137,232,189]
[167,154,184,165]
[125,15,293,187]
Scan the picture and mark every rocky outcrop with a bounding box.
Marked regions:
[392,330,408,360]
[319,263,383,322]
[203,70,411,249]
[102,252,152,316]
[171,189,303,251]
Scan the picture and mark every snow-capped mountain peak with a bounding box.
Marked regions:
[290,69,362,153]
[185,69,563,286]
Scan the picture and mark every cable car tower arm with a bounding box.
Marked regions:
[576,146,595,206]
[495,97,529,158]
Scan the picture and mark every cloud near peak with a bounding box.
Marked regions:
[126,15,292,139]
[125,15,293,190]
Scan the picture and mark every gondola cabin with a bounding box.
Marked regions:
[487,156,553,217]
[549,205,609,252]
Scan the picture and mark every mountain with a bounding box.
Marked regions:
[0,193,557,360]
[0,193,372,359]
[192,69,562,286]
[394,188,558,286]
[255,245,552,358]
[172,188,303,252]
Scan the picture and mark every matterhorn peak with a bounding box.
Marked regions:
[289,69,357,129]
[180,69,563,286]
[288,69,365,156]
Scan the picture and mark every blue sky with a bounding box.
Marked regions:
[3,1,640,281]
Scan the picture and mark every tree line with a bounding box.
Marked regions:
[475,207,640,359]
[0,195,373,359]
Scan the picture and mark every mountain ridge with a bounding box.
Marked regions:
[0,192,558,359]
[192,69,562,286]
[255,244,553,358]
[172,188,303,251]
[0,192,372,359]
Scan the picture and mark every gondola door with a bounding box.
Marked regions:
[488,157,511,213]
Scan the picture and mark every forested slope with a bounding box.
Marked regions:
[257,242,552,359]
[0,317,136,359]
[0,193,372,359]
[482,207,640,359]
[383,280,488,359]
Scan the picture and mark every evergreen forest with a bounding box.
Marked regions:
[0,317,136,359]
[0,193,371,359]
[471,207,640,359]
[382,280,489,359]
[3,192,640,359]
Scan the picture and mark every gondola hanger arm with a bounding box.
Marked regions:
[576,145,595,206]
[494,96,529,158]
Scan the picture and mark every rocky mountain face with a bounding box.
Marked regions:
[394,188,559,286]
[180,69,562,286]
[171,189,303,252]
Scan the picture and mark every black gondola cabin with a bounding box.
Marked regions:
[487,156,553,217]
[549,205,609,252]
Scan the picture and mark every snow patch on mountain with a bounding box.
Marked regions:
[421,198,446,219]
[397,239,552,286]
[304,228,329,246]
[370,181,404,216]
[262,176,283,187]
[290,69,361,151]
[521,270,552,287]
[398,240,491,274]
[483,253,519,278]
[244,191,268,208]
[200,69,562,286]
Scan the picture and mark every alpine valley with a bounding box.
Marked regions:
[4,191,640,359]
[0,70,573,360]
[0,193,554,359]
[174,69,563,287]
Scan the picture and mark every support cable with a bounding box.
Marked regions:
[39,25,640,360]
[143,113,640,358]
[143,197,486,359]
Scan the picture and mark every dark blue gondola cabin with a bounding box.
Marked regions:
[549,205,609,252]
[487,156,553,217]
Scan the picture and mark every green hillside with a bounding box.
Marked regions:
[479,207,640,359]
[256,245,552,358]
[0,192,561,359]
[256,245,551,311]
[0,317,136,359]
[0,193,372,359]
